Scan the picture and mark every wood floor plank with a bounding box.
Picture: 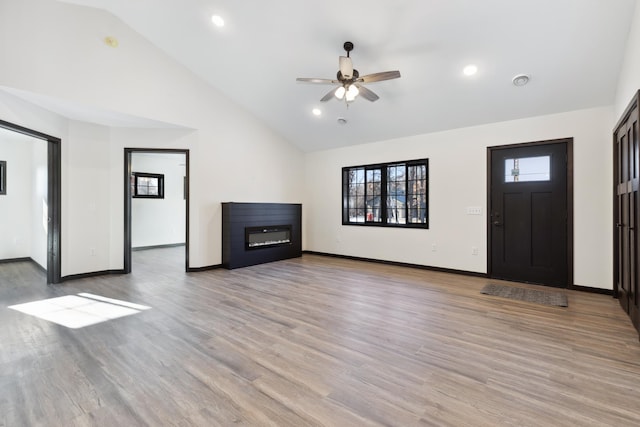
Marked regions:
[2,250,640,426]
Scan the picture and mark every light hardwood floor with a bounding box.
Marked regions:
[1,248,640,426]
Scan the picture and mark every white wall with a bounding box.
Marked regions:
[0,133,33,259]
[63,120,112,274]
[0,129,48,266]
[131,152,186,248]
[0,0,304,275]
[615,0,640,116]
[30,137,47,268]
[304,106,614,289]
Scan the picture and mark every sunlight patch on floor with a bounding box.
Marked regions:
[8,293,151,329]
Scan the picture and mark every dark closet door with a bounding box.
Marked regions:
[614,94,640,334]
[489,142,568,287]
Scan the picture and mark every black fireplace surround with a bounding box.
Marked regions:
[222,202,302,269]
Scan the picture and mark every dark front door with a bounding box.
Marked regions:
[614,96,640,333]
[489,141,569,287]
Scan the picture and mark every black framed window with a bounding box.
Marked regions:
[342,159,428,228]
[131,172,164,198]
[0,160,6,195]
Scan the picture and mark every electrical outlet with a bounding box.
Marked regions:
[472,246,479,255]
[432,243,437,252]
[90,247,96,256]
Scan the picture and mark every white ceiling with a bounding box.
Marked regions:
[0,86,187,130]
[58,0,636,152]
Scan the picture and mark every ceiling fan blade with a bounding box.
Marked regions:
[358,70,401,83]
[296,77,339,84]
[320,87,339,102]
[339,56,353,79]
[355,84,379,102]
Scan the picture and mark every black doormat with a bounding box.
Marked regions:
[480,283,568,307]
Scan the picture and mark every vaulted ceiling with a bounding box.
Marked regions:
[59,0,636,151]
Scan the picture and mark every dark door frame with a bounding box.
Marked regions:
[0,119,62,284]
[124,148,189,273]
[487,137,574,287]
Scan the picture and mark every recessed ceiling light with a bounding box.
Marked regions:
[512,74,531,86]
[463,64,478,76]
[312,108,322,116]
[337,117,348,125]
[211,15,225,27]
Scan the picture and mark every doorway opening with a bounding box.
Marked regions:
[487,138,573,288]
[0,119,61,284]
[124,148,189,273]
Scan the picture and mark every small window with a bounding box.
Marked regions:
[131,172,164,198]
[505,156,550,182]
[343,159,428,228]
[0,160,6,195]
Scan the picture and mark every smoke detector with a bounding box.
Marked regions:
[512,74,530,87]
[104,36,119,48]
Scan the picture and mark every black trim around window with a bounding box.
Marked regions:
[131,172,164,199]
[342,159,429,228]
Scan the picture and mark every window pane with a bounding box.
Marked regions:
[346,168,365,222]
[349,209,362,223]
[387,163,406,224]
[349,194,364,222]
[146,177,158,187]
[407,164,427,224]
[366,168,382,222]
[348,168,363,190]
[505,156,550,182]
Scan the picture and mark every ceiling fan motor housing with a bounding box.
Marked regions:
[339,56,353,79]
[337,68,359,82]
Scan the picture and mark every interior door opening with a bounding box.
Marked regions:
[0,120,61,284]
[124,149,189,274]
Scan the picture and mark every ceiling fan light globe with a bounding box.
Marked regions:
[335,86,346,99]
[345,84,359,101]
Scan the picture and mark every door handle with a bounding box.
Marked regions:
[617,223,624,227]
[493,221,502,226]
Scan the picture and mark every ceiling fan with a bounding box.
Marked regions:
[296,41,401,103]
